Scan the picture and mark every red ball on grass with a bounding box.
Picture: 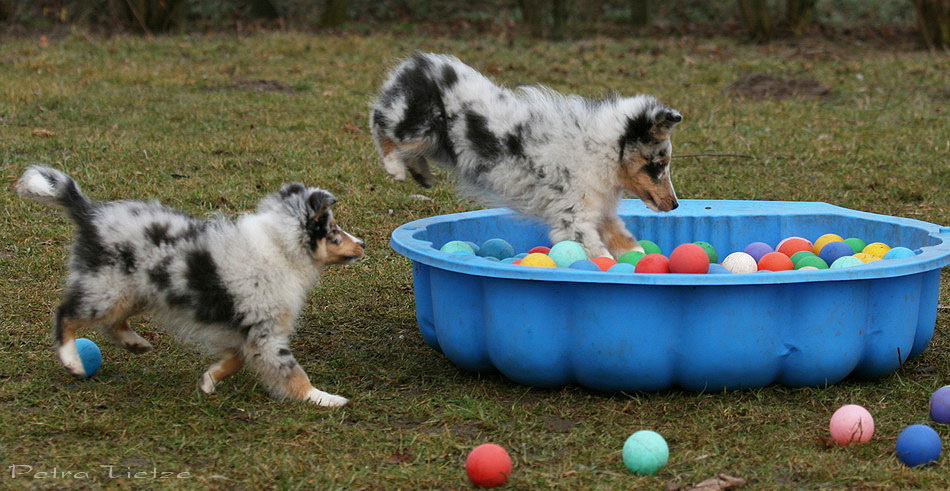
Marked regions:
[758,251,794,271]
[669,243,710,274]
[466,443,513,488]
[635,254,670,274]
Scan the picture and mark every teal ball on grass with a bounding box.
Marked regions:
[75,338,102,377]
[548,241,587,268]
[622,430,669,475]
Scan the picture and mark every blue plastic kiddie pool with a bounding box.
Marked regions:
[390,200,950,392]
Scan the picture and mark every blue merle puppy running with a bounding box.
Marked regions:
[371,52,683,259]
[15,166,364,407]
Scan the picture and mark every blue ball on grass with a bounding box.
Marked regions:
[896,424,942,467]
[74,338,102,378]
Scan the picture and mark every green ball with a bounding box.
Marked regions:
[790,250,817,266]
[639,240,662,256]
[795,255,828,269]
[693,241,718,263]
[440,240,476,254]
[623,430,669,475]
[548,240,588,268]
[617,250,646,266]
[843,237,867,254]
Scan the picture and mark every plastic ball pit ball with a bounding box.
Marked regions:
[777,237,813,257]
[863,242,891,258]
[743,242,773,262]
[830,256,864,269]
[477,238,515,260]
[707,263,731,274]
[466,443,512,487]
[635,254,670,274]
[669,243,710,274]
[528,246,551,254]
[819,241,855,266]
[795,256,829,269]
[790,250,817,266]
[548,241,587,268]
[853,252,880,263]
[721,252,758,274]
[693,241,718,263]
[896,425,942,467]
[441,240,476,254]
[638,240,662,255]
[813,233,844,254]
[931,385,950,424]
[757,252,794,272]
[591,256,618,271]
[884,247,915,260]
[74,338,102,377]
[520,253,556,267]
[608,263,636,273]
[799,266,819,270]
[622,430,669,475]
[843,237,867,254]
[618,250,645,266]
[829,404,874,446]
[569,260,602,272]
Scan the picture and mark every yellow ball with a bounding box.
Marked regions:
[863,242,891,258]
[520,253,556,267]
[852,252,881,263]
[813,233,844,255]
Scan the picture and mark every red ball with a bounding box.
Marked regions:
[758,251,794,271]
[528,246,550,254]
[634,253,670,274]
[669,243,710,274]
[777,237,813,257]
[590,256,618,271]
[466,443,512,488]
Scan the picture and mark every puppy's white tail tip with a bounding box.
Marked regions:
[15,166,73,208]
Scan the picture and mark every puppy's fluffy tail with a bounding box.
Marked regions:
[16,166,96,227]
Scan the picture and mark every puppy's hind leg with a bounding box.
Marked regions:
[53,291,133,377]
[198,349,244,394]
[242,322,348,407]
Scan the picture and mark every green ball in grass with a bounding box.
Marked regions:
[790,250,817,266]
[693,241,718,263]
[617,250,646,266]
[638,240,662,256]
[622,430,669,475]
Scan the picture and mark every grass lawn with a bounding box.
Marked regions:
[0,31,947,488]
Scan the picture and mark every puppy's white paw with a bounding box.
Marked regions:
[305,388,348,407]
[198,372,216,394]
[57,342,86,377]
[382,155,408,181]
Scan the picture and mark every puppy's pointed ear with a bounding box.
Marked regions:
[306,189,336,219]
[304,189,336,250]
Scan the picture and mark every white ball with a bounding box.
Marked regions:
[721,252,758,274]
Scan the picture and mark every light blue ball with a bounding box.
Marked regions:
[500,257,519,264]
[515,253,529,259]
[707,263,732,274]
[884,247,915,260]
[548,241,587,268]
[75,338,101,377]
[896,424,942,467]
[830,256,864,269]
[482,256,501,262]
[477,238,515,260]
[464,241,480,254]
[623,430,669,475]
[608,263,636,273]
[569,260,601,271]
[440,240,475,254]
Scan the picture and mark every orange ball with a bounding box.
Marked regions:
[758,251,794,271]
[466,444,512,488]
[669,243,710,274]
[777,237,813,257]
[591,256,618,271]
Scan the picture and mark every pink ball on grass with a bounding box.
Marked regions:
[829,404,875,446]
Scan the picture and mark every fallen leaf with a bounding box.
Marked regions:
[342,123,360,133]
[387,452,411,464]
[31,129,55,137]
[38,36,49,48]
[684,474,746,490]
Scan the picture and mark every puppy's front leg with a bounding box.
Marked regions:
[601,216,643,259]
[242,324,348,407]
[198,349,244,394]
[550,216,611,259]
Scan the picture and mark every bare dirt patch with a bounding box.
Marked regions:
[726,73,831,99]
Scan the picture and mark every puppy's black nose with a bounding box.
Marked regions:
[671,201,679,210]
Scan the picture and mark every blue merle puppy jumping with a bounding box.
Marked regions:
[16,166,364,407]
[371,52,683,259]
